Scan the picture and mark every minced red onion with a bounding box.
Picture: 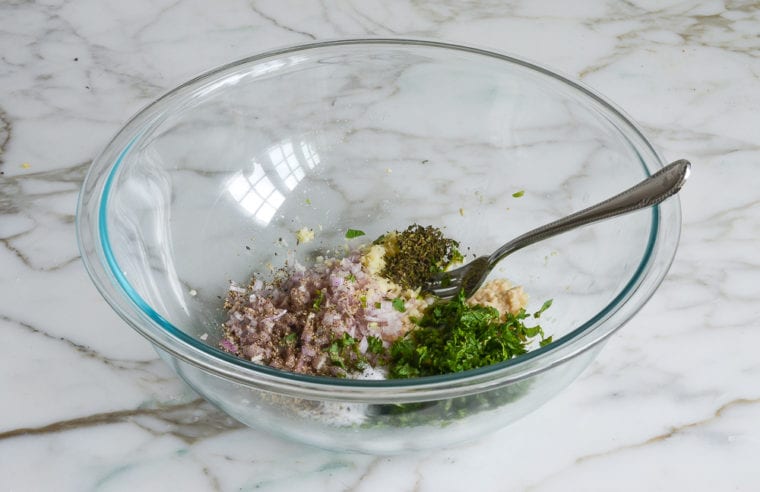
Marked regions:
[219,249,427,376]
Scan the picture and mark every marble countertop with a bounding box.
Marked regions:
[2,1,758,490]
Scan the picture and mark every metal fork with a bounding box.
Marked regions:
[422,159,691,300]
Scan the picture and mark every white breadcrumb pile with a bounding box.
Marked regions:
[467,278,527,317]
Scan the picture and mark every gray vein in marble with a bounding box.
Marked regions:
[201,466,223,492]
[0,107,10,167]
[347,4,400,35]
[127,401,243,445]
[0,161,89,270]
[54,3,168,98]
[680,11,760,56]
[342,124,568,155]
[579,397,760,455]
[411,462,424,492]
[0,238,79,272]
[1,314,156,373]
[0,160,89,205]
[568,4,760,81]
[132,0,190,41]
[642,127,760,155]
[525,397,760,491]
[341,457,383,492]
[0,397,241,444]
[248,2,317,40]
[410,0,517,24]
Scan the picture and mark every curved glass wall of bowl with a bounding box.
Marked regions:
[104,44,656,353]
[163,344,600,453]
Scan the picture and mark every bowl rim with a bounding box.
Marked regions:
[76,37,682,402]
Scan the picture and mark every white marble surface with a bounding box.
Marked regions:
[1,0,759,490]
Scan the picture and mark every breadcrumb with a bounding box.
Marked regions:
[468,278,527,316]
[296,227,315,245]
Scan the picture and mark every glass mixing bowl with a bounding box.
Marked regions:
[77,39,681,453]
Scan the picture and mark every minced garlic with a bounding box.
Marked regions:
[296,227,315,245]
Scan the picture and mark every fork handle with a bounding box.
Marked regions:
[487,159,691,266]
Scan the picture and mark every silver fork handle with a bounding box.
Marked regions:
[487,159,691,266]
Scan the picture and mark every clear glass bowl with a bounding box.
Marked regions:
[77,39,681,453]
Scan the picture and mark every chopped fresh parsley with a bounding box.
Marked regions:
[366,335,384,355]
[328,333,362,371]
[345,228,366,239]
[512,190,525,198]
[534,299,553,318]
[392,297,406,313]
[346,273,356,283]
[327,333,394,374]
[312,289,325,311]
[388,290,551,378]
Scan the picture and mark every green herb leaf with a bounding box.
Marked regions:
[392,297,406,313]
[345,229,366,239]
[512,190,525,198]
[388,289,550,378]
[378,224,461,289]
[534,299,553,318]
[346,273,356,283]
[328,333,365,372]
[312,289,325,311]
[367,336,384,354]
[374,301,382,309]
[329,341,344,368]
[341,332,357,347]
[449,249,464,264]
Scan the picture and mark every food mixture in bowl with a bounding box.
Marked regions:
[220,224,552,379]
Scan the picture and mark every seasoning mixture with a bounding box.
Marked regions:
[220,224,551,379]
